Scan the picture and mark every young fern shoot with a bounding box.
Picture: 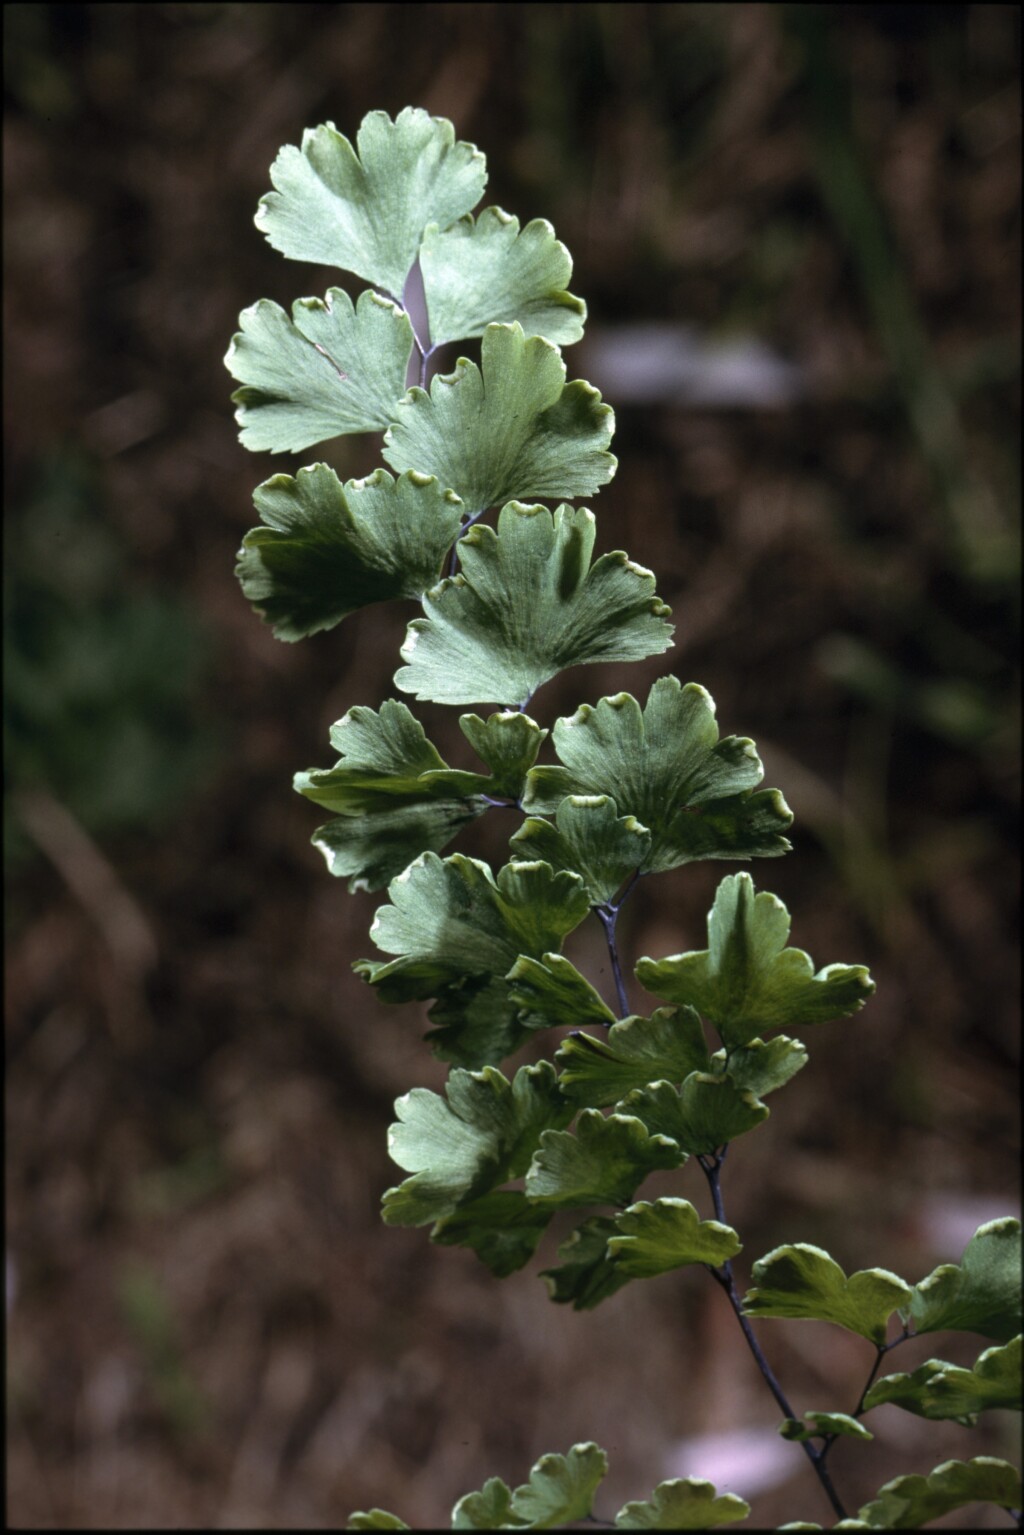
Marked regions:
[228,108,1023,1532]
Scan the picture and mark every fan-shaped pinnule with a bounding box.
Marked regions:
[225,289,414,453]
[636,871,875,1047]
[420,207,586,347]
[236,466,463,640]
[523,678,793,872]
[255,107,487,295]
[382,323,617,515]
[394,501,671,709]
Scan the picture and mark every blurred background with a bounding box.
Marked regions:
[4,4,1020,1528]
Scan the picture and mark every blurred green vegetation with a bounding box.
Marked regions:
[790,4,1019,586]
[118,1262,209,1440]
[4,450,220,867]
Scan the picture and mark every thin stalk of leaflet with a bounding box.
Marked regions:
[594,873,640,1020]
[700,1149,849,1523]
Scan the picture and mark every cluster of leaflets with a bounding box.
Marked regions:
[228,108,1021,1533]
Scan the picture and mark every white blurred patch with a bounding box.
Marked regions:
[916,1193,1022,1256]
[663,1425,797,1497]
[583,324,805,408]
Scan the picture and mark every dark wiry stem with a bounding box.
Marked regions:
[593,872,641,1020]
[852,1341,893,1418]
[816,1323,914,1463]
[699,1150,849,1523]
[595,905,629,1018]
[446,507,492,577]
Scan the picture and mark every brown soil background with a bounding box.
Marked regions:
[4,5,1020,1529]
